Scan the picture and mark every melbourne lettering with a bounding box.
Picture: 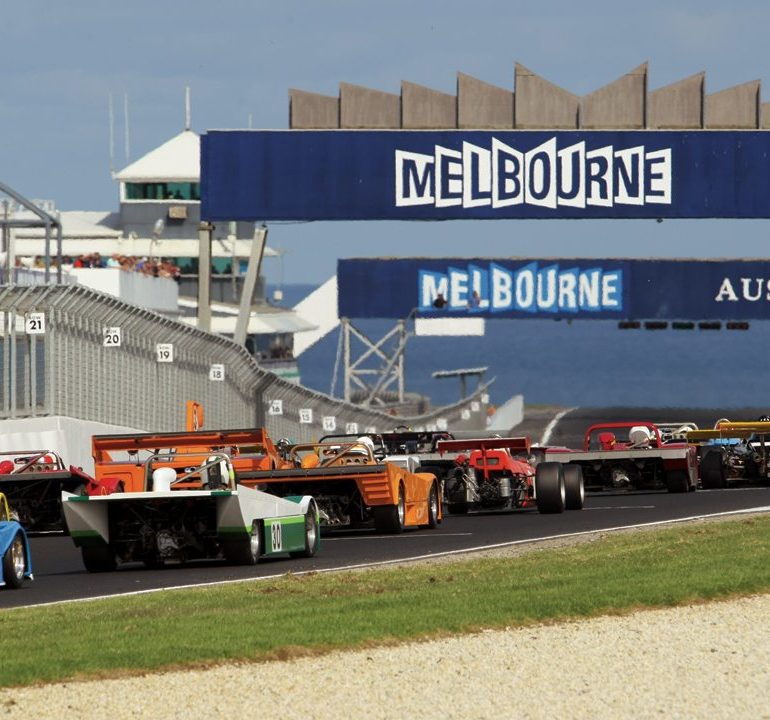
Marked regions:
[396,138,672,209]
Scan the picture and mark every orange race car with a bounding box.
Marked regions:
[237,436,442,534]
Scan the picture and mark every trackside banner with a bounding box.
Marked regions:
[201,130,770,221]
[337,258,770,320]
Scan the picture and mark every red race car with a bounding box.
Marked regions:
[545,421,698,493]
[436,437,584,514]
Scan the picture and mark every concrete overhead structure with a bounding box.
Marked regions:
[580,63,648,129]
[401,81,456,129]
[289,89,338,129]
[340,82,400,128]
[457,73,513,128]
[704,80,760,129]
[288,63,770,131]
[648,72,704,129]
[514,63,578,129]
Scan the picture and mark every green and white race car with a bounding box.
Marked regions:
[62,452,320,572]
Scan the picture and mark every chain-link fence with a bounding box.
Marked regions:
[0,284,491,440]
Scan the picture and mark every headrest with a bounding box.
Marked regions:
[301,454,320,469]
[152,467,176,492]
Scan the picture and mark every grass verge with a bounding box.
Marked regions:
[2,515,770,687]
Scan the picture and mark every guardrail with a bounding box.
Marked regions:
[0,284,491,440]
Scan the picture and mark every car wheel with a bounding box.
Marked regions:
[81,544,117,573]
[424,484,440,529]
[535,462,566,514]
[374,485,405,534]
[665,470,689,493]
[290,501,320,558]
[563,465,585,510]
[700,451,726,489]
[2,532,28,589]
[448,502,469,514]
[224,521,262,565]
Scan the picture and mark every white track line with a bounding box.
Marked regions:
[12,504,770,611]
[540,407,576,446]
[326,533,473,541]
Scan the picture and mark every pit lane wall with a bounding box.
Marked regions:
[338,258,770,321]
[0,285,490,444]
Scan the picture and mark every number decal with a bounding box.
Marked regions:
[156,343,174,363]
[209,363,225,381]
[322,416,337,432]
[25,313,45,335]
[299,408,313,424]
[103,327,122,347]
[270,521,282,552]
[268,399,283,416]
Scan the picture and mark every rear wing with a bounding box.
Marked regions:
[93,429,273,461]
[686,421,770,441]
[436,437,531,454]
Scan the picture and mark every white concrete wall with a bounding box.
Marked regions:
[292,276,340,356]
[0,416,141,476]
[487,394,524,433]
[70,268,179,313]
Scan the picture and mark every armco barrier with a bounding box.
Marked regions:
[0,284,491,440]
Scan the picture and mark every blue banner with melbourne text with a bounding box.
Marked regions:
[201,130,770,221]
[337,258,770,320]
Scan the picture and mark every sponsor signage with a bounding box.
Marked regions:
[202,130,770,221]
[338,258,770,320]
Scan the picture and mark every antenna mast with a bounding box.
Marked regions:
[123,92,130,161]
[108,93,115,176]
[185,86,191,130]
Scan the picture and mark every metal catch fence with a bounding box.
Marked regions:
[0,284,491,441]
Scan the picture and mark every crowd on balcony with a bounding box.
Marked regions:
[23,254,181,281]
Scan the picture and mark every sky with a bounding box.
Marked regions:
[3,0,770,285]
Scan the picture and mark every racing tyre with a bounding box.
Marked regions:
[374,485,405,534]
[424,484,440,529]
[563,465,585,510]
[290,501,320,558]
[665,470,690,494]
[81,544,117,573]
[2,532,28,589]
[535,462,566,514]
[700,451,726,489]
[447,502,469,514]
[224,521,262,565]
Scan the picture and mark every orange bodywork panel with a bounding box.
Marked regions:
[92,429,281,493]
[238,441,440,527]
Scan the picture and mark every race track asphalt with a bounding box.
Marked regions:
[3,486,769,610]
[4,405,770,611]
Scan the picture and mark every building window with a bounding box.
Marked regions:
[125,182,200,201]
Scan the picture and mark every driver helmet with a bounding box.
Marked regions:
[758,415,770,423]
[355,436,375,455]
[628,426,653,447]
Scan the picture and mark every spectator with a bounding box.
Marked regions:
[433,292,448,309]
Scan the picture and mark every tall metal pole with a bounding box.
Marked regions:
[343,318,351,402]
[197,222,213,332]
[234,225,267,346]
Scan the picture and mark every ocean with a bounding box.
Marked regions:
[276,284,770,411]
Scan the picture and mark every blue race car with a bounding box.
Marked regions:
[0,493,33,589]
